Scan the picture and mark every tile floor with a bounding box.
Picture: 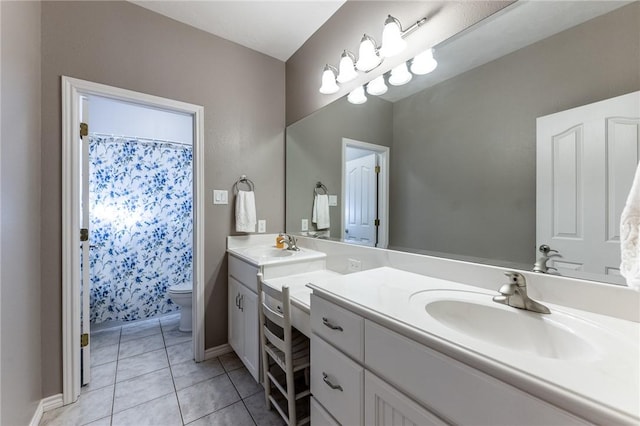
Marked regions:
[40,314,285,426]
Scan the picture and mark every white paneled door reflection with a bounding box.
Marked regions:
[537,91,640,284]
[345,153,377,246]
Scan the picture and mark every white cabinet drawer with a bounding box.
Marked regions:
[312,335,363,426]
[365,320,589,425]
[228,254,259,292]
[311,396,340,426]
[311,294,363,362]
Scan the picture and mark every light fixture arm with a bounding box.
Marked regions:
[385,15,428,38]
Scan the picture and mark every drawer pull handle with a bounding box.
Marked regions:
[322,317,343,331]
[322,372,343,391]
[235,293,240,308]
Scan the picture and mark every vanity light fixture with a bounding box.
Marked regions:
[337,50,358,83]
[319,64,340,94]
[380,14,427,58]
[347,85,367,104]
[388,62,413,86]
[411,48,438,75]
[356,34,382,72]
[366,75,388,96]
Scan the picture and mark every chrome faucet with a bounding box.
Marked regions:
[532,244,559,274]
[281,233,300,251]
[492,271,550,314]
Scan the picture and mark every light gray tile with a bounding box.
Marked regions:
[162,325,192,347]
[118,333,164,359]
[166,341,193,365]
[244,391,286,426]
[218,351,243,372]
[82,361,116,394]
[120,319,161,342]
[40,385,114,426]
[113,368,174,414]
[116,348,168,382]
[177,374,240,424]
[171,358,225,391]
[91,343,119,367]
[187,401,254,426]
[82,416,111,426]
[91,328,121,349]
[228,367,262,399]
[112,392,182,426]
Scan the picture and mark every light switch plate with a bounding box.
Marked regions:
[328,195,338,206]
[348,258,362,272]
[213,190,228,205]
[258,220,266,233]
[301,219,309,231]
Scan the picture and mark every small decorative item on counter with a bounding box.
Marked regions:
[276,234,285,249]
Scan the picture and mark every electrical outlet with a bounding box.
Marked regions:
[258,220,266,233]
[348,258,361,272]
[301,219,309,231]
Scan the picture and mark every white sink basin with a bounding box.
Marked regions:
[242,247,294,259]
[410,290,602,361]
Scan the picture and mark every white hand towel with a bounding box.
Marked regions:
[235,190,256,233]
[312,194,330,230]
[620,162,640,291]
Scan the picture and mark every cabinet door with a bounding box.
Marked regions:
[240,285,260,382]
[365,371,447,426]
[228,277,243,356]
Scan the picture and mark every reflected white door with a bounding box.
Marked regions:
[80,96,91,384]
[537,91,640,284]
[344,153,377,246]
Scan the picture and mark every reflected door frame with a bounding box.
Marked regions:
[61,76,206,405]
[341,138,389,248]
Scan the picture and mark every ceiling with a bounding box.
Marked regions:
[130,0,346,62]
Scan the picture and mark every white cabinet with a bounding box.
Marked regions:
[364,371,446,426]
[228,255,260,381]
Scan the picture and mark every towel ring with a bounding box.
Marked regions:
[315,182,328,195]
[234,175,255,193]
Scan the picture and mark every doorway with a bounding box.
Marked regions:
[341,138,389,248]
[61,77,205,404]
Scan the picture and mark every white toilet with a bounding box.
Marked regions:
[168,283,192,332]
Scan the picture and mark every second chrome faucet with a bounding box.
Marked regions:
[493,271,550,314]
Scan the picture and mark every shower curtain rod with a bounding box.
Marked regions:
[90,132,193,147]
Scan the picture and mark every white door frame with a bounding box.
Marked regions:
[341,138,389,248]
[61,76,206,404]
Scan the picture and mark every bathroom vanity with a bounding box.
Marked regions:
[227,235,640,424]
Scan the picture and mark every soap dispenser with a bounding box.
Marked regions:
[275,234,285,249]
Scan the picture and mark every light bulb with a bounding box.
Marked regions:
[337,50,358,84]
[319,65,339,94]
[356,35,381,72]
[379,15,406,58]
[347,86,367,104]
[388,62,412,86]
[411,48,437,75]
[366,75,388,96]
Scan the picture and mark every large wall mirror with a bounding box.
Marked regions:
[286,1,640,285]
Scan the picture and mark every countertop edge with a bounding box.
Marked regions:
[308,284,639,425]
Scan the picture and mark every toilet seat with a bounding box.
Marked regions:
[169,283,192,294]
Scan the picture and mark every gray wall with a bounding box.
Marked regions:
[41,1,285,396]
[1,1,43,424]
[286,96,392,236]
[285,1,510,125]
[390,3,640,264]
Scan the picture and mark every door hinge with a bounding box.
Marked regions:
[80,122,89,137]
[374,219,380,226]
[81,333,89,347]
[80,228,89,242]
[375,166,381,174]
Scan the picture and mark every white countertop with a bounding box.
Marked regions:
[263,269,343,313]
[307,267,640,424]
[227,245,326,267]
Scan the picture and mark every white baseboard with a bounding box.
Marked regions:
[204,343,233,360]
[30,393,63,426]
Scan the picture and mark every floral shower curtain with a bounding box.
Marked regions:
[89,135,193,324]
